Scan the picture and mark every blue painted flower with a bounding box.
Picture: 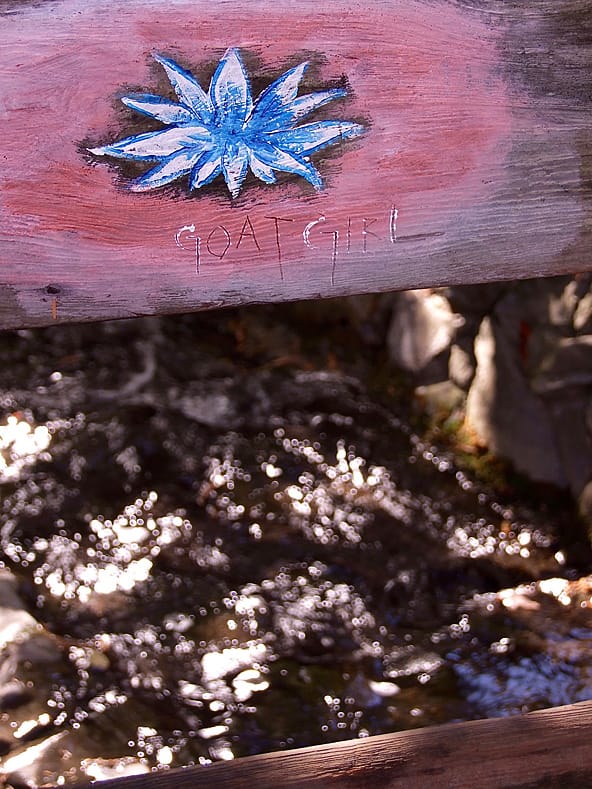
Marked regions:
[89,48,364,197]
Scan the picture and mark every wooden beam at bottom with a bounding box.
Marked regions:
[84,700,592,789]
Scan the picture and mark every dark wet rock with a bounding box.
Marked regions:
[454,576,592,718]
[168,374,279,431]
[169,381,241,428]
[0,680,31,711]
[579,480,592,528]
[93,340,157,402]
[0,572,62,669]
[16,635,64,666]
[1,693,180,786]
[1,731,69,788]
[0,572,70,757]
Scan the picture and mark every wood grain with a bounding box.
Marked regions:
[73,700,592,788]
[0,0,591,329]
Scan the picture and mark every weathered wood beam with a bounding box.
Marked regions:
[0,0,591,329]
[75,700,592,788]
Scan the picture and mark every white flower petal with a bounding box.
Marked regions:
[290,88,347,117]
[248,151,276,184]
[131,149,206,191]
[154,54,213,121]
[222,141,249,197]
[210,48,252,124]
[190,149,223,190]
[268,120,364,155]
[254,143,323,189]
[121,94,195,125]
[90,49,365,196]
[90,126,212,160]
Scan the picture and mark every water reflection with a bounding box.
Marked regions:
[0,415,52,482]
[0,310,589,785]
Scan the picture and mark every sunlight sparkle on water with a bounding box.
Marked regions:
[0,416,52,481]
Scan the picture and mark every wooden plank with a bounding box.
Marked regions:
[0,0,591,329]
[74,700,592,788]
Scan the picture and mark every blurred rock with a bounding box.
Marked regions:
[393,277,592,496]
[574,290,592,333]
[444,283,509,316]
[546,395,592,497]
[415,381,465,419]
[448,341,476,390]
[464,316,566,486]
[171,383,237,428]
[0,571,61,663]
[0,572,67,758]
[1,731,68,788]
[341,293,394,347]
[387,290,462,374]
[547,277,580,327]
[82,756,151,781]
[578,480,592,526]
[0,570,39,647]
[532,336,592,394]
[0,679,31,710]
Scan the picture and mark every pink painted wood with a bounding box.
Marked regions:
[0,0,590,329]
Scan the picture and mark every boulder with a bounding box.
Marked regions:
[531,336,592,394]
[464,316,566,486]
[387,290,462,374]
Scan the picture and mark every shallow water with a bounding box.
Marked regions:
[0,304,591,785]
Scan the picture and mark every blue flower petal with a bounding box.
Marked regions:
[248,151,276,184]
[154,54,213,122]
[131,149,206,191]
[268,120,364,156]
[254,142,323,189]
[121,94,195,125]
[248,62,307,129]
[91,48,365,197]
[89,126,212,160]
[257,88,347,132]
[210,48,252,126]
[190,148,223,190]
[222,141,249,197]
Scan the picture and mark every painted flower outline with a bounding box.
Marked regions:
[89,48,365,197]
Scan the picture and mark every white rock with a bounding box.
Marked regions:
[388,290,462,373]
[0,571,38,648]
[83,757,150,780]
[465,317,565,485]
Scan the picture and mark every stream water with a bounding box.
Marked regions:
[0,302,591,786]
